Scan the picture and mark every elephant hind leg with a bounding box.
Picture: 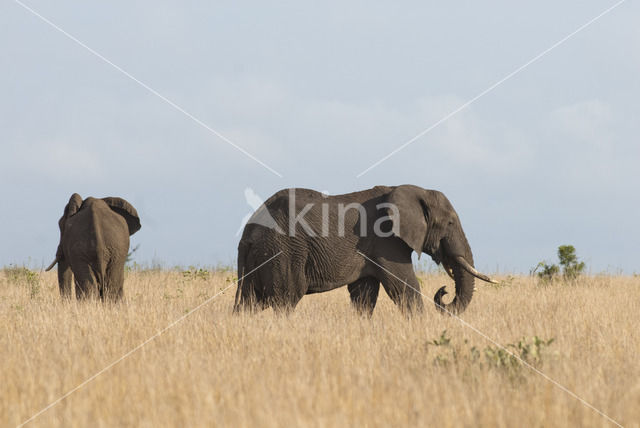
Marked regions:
[348,277,380,317]
[73,264,100,300]
[57,260,73,299]
[234,257,271,313]
[270,283,306,313]
[233,275,267,313]
[270,259,308,313]
[103,258,125,302]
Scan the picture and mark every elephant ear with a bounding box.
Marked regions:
[386,185,429,254]
[65,193,83,218]
[55,193,83,260]
[102,197,141,235]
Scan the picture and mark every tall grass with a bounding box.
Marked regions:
[1,269,638,427]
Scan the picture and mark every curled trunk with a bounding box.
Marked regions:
[434,264,475,315]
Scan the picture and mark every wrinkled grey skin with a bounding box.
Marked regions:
[234,185,496,316]
[46,193,141,301]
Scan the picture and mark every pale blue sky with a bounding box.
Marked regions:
[1,1,638,272]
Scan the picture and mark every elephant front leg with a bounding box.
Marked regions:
[57,259,73,298]
[348,277,380,316]
[377,266,424,315]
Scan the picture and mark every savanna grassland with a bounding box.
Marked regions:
[1,267,639,428]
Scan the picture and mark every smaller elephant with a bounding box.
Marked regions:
[46,193,141,301]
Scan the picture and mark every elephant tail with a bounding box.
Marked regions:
[45,257,59,271]
[234,242,251,312]
[234,267,245,309]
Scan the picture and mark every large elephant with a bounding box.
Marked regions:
[234,185,496,315]
[45,193,141,301]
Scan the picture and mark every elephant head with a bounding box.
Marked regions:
[387,185,496,314]
[45,193,141,271]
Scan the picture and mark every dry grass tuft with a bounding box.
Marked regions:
[1,268,638,427]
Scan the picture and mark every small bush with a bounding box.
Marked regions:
[558,245,586,279]
[182,267,210,281]
[533,245,585,283]
[4,265,41,298]
[533,262,559,283]
[427,330,555,381]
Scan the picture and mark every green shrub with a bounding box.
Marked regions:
[427,330,555,381]
[533,262,559,282]
[4,265,41,298]
[182,267,210,281]
[557,245,586,279]
[533,245,585,282]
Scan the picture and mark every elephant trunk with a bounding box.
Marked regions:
[434,234,495,315]
[434,263,475,315]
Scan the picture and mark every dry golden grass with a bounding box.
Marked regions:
[1,267,639,428]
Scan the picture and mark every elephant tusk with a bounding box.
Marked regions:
[455,256,498,284]
[442,263,455,280]
[45,257,58,272]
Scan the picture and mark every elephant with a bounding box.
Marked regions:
[234,185,496,315]
[45,193,141,301]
